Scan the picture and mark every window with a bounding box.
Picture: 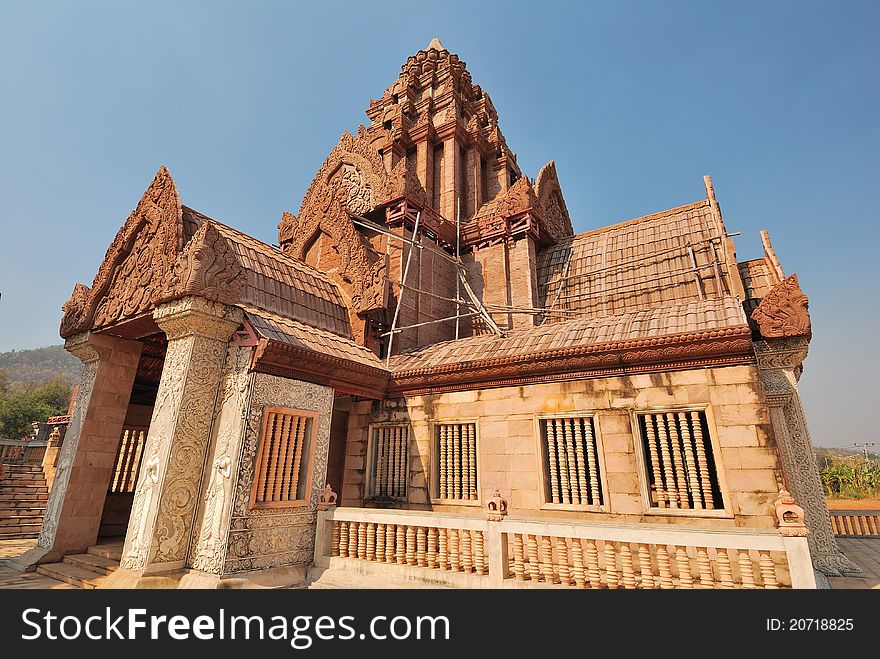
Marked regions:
[252,407,315,507]
[109,426,147,494]
[540,416,603,506]
[368,424,408,500]
[637,410,723,511]
[434,422,478,501]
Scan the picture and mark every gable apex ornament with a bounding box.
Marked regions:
[751,274,811,339]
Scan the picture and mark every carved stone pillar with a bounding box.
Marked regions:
[755,337,861,576]
[9,331,142,570]
[112,297,242,583]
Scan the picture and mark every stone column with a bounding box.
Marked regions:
[755,337,861,577]
[9,331,142,569]
[110,297,242,584]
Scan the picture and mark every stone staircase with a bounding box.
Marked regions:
[35,541,123,589]
[0,463,49,540]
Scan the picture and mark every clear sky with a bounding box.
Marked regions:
[0,1,877,447]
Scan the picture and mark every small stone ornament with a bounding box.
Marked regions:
[774,489,809,537]
[318,483,338,511]
[485,489,508,521]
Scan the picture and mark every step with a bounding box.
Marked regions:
[0,486,48,495]
[0,508,46,520]
[0,519,42,530]
[2,472,47,481]
[0,529,40,539]
[0,464,43,472]
[36,562,107,589]
[0,499,48,509]
[88,542,124,562]
[63,553,119,576]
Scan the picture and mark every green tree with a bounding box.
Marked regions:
[0,368,8,393]
[0,390,54,439]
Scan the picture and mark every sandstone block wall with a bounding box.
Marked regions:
[341,364,784,531]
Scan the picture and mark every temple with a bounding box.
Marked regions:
[5,40,860,588]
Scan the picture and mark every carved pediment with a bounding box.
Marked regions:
[60,166,185,338]
[278,131,391,316]
[159,223,246,306]
[496,175,538,218]
[751,274,811,338]
[534,161,574,242]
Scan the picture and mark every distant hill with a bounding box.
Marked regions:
[0,345,82,386]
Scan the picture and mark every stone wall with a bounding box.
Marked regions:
[341,364,784,530]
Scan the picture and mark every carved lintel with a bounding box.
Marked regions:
[752,274,811,339]
[159,223,246,306]
[63,332,101,365]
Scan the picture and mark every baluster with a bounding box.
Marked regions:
[656,545,674,589]
[348,521,358,560]
[473,531,486,576]
[638,543,655,589]
[585,540,602,588]
[547,420,560,503]
[655,414,678,508]
[388,427,398,498]
[678,412,702,509]
[467,424,478,500]
[673,546,693,588]
[603,542,619,588]
[539,536,557,583]
[331,521,341,557]
[738,550,757,589]
[357,522,367,560]
[375,428,385,498]
[572,419,589,505]
[415,527,427,567]
[376,523,386,562]
[365,523,376,561]
[395,525,406,564]
[274,414,293,501]
[582,419,601,506]
[565,419,579,505]
[461,530,473,573]
[126,430,145,492]
[398,427,408,499]
[453,425,462,500]
[290,415,306,500]
[461,426,470,501]
[556,537,572,586]
[257,413,276,500]
[759,551,778,589]
[449,528,461,571]
[691,411,714,509]
[696,546,714,588]
[644,414,666,507]
[385,524,395,563]
[716,548,735,588]
[666,413,689,508]
[619,543,637,589]
[559,422,572,505]
[439,425,448,499]
[438,528,449,570]
[427,528,438,568]
[111,430,129,493]
[571,538,586,588]
[339,521,349,558]
[513,534,526,581]
[526,535,541,582]
[405,526,416,565]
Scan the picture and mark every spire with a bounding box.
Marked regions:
[427,37,445,51]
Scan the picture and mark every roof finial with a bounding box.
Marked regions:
[427,37,445,51]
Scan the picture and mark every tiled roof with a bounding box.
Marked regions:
[390,296,747,371]
[243,306,385,371]
[738,257,778,317]
[181,207,352,337]
[536,200,734,321]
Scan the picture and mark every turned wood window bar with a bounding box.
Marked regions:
[108,425,148,494]
[252,407,315,507]
[637,410,723,510]
[540,415,604,507]
[435,422,479,502]
[369,424,409,500]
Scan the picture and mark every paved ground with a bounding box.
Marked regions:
[827,538,880,589]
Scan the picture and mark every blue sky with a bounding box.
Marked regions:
[0,1,877,447]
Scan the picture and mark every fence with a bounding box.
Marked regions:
[314,505,816,589]
[0,439,47,465]
[829,510,880,538]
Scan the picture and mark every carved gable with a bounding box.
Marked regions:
[751,273,811,338]
[60,166,186,338]
[534,161,574,242]
[278,131,390,316]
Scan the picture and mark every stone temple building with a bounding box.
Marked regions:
[8,39,859,588]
